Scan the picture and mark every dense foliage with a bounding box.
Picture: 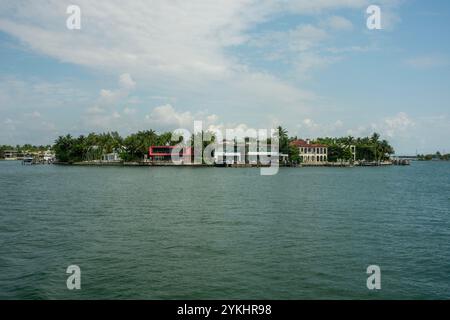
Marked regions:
[315,133,395,162]
[53,131,177,163]
[0,144,52,158]
[48,128,397,163]
[417,152,450,161]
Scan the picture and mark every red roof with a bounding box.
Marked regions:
[149,146,192,156]
[290,139,327,148]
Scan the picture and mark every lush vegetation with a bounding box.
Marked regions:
[26,127,396,164]
[0,144,52,158]
[417,152,450,161]
[315,133,394,162]
[53,131,179,163]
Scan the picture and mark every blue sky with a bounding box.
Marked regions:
[0,0,449,154]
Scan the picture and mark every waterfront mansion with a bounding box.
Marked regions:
[291,139,328,164]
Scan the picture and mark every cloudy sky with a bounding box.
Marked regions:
[1,0,449,154]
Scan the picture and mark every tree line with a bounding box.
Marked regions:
[0,144,52,158]
[315,133,394,162]
[53,131,177,163]
[47,128,396,163]
[417,152,450,161]
[277,129,395,163]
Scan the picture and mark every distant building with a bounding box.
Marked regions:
[149,142,284,165]
[43,150,56,162]
[101,152,121,162]
[3,150,18,160]
[346,145,356,162]
[214,141,244,165]
[291,139,328,163]
[214,140,284,165]
[149,146,192,163]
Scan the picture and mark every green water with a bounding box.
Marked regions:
[0,161,449,299]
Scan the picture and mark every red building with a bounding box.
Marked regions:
[149,146,192,162]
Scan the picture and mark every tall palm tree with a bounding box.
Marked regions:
[371,132,380,144]
[277,126,289,154]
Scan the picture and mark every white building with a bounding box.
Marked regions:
[291,139,328,163]
[101,152,121,162]
[3,150,18,160]
[214,140,284,165]
[43,150,55,162]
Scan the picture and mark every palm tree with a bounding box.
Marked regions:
[277,126,289,154]
[371,132,380,144]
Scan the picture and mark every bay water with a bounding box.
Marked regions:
[0,161,449,299]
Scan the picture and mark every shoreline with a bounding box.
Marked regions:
[2,159,420,167]
[50,161,395,168]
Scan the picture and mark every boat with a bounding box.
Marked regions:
[22,156,33,165]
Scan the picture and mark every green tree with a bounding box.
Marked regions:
[288,143,300,163]
[54,135,76,163]
[277,126,289,155]
[122,130,158,161]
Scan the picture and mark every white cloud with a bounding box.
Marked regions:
[0,77,89,112]
[123,107,136,116]
[0,113,58,145]
[381,112,415,137]
[146,104,194,129]
[0,76,93,144]
[0,1,258,78]
[112,111,121,119]
[344,112,415,139]
[346,125,371,137]
[293,112,415,143]
[99,73,136,106]
[248,18,357,76]
[325,16,354,31]
[0,0,407,145]
[0,1,393,120]
[286,0,368,14]
[326,45,373,54]
[145,105,272,141]
[295,53,340,74]
[86,106,105,115]
[145,104,219,131]
[0,1,373,70]
[251,24,328,52]
[334,120,343,128]
[119,73,136,90]
[294,118,346,138]
[206,122,278,142]
[86,73,137,116]
[82,74,138,129]
[302,118,319,129]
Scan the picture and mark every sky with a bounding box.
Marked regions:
[0,0,449,155]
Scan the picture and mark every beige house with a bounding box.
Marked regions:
[3,150,18,160]
[291,139,328,163]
